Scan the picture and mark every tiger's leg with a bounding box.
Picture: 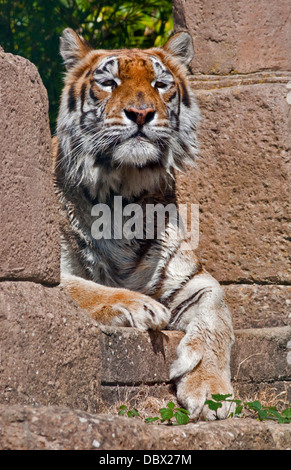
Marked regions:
[62,274,171,330]
[167,272,235,420]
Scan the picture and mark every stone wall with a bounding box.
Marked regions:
[0,52,60,285]
[173,0,291,330]
[0,50,102,413]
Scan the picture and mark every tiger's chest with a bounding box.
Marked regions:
[62,191,176,294]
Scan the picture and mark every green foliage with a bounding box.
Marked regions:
[145,401,190,425]
[0,0,173,131]
[118,396,291,425]
[205,394,291,423]
[118,405,139,418]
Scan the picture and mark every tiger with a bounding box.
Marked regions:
[53,27,235,421]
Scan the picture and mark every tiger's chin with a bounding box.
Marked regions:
[111,138,162,168]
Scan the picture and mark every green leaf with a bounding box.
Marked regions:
[174,407,190,415]
[257,409,272,421]
[278,415,291,424]
[235,404,244,415]
[266,408,282,420]
[145,417,159,423]
[229,399,242,405]
[167,402,175,410]
[174,410,190,425]
[159,407,174,422]
[127,408,139,418]
[205,400,223,411]
[281,407,291,419]
[118,405,127,415]
[246,400,262,412]
[211,393,233,402]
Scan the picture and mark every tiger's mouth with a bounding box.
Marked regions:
[132,130,147,140]
[110,129,164,168]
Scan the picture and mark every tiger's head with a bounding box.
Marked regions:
[55,28,200,199]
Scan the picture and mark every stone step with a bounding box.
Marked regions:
[1,280,290,412]
[0,404,290,450]
[99,325,291,406]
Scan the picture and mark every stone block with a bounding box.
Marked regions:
[173,0,291,74]
[0,282,101,413]
[0,52,60,285]
[99,326,183,385]
[225,284,291,330]
[231,326,291,401]
[176,74,291,284]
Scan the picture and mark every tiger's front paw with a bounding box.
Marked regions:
[113,293,171,331]
[174,360,235,421]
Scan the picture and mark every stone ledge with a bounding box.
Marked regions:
[100,325,291,405]
[190,71,291,90]
[0,404,290,450]
[1,281,290,412]
[100,326,291,383]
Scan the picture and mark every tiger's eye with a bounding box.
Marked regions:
[101,79,116,88]
[155,81,168,89]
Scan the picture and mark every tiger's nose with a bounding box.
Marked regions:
[124,106,155,126]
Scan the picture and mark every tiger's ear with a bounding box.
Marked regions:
[163,31,194,67]
[60,28,93,70]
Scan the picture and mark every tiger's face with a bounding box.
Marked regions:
[56,29,200,193]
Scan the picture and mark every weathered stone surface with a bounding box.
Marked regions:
[99,325,291,405]
[100,327,182,385]
[173,0,291,74]
[0,282,101,413]
[225,284,291,330]
[231,326,291,385]
[0,52,60,285]
[176,75,291,284]
[0,405,290,450]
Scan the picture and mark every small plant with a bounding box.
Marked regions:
[118,405,139,418]
[204,393,241,419]
[204,394,291,423]
[145,401,190,425]
[244,400,291,423]
[117,395,291,425]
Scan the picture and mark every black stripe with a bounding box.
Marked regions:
[103,59,115,71]
[160,261,203,306]
[168,91,177,102]
[89,87,99,103]
[144,305,155,319]
[80,83,87,111]
[170,288,212,324]
[180,81,191,108]
[153,241,183,298]
[176,86,181,130]
[67,84,76,112]
[170,290,212,326]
